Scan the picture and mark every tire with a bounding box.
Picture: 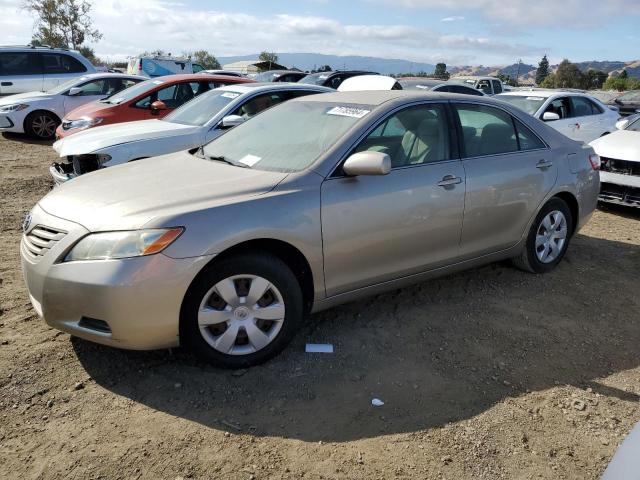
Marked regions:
[512,198,573,274]
[180,253,304,368]
[24,111,60,139]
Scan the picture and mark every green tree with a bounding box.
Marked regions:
[619,69,628,79]
[585,69,609,90]
[554,59,586,89]
[188,50,221,69]
[433,62,449,80]
[77,45,100,64]
[540,73,556,88]
[603,75,640,92]
[535,54,550,85]
[259,51,279,67]
[25,0,102,49]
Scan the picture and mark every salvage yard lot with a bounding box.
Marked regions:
[1,133,639,479]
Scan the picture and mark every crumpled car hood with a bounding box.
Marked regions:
[53,120,200,156]
[590,130,640,162]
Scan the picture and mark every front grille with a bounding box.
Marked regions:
[22,225,67,260]
[600,183,640,206]
[600,157,640,176]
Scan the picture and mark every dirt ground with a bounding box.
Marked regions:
[1,132,639,480]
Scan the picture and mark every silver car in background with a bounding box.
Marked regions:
[20,91,600,368]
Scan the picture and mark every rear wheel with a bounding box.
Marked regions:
[24,111,59,139]
[512,198,573,273]
[180,253,303,368]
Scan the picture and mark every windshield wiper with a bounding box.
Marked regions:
[207,155,249,168]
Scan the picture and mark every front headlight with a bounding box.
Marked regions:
[66,116,104,130]
[0,103,29,113]
[64,228,184,262]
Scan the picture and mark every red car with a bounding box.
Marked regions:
[55,74,253,138]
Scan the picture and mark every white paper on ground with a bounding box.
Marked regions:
[305,343,334,353]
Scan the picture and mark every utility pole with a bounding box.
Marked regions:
[515,58,522,87]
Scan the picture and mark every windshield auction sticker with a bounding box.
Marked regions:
[326,106,370,118]
[238,154,261,167]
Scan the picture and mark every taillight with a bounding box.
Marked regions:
[588,154,600,171]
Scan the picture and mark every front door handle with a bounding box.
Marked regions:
[1,82,12,86]
[536,160,554,169]
[437,175,462,187]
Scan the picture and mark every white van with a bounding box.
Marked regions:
[0,45,96,95]
[127,55,204,78]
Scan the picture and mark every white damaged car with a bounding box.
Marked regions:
[50,83,330,184]
[590,114,640,207]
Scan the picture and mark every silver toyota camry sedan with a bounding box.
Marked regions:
[21,91,600,368]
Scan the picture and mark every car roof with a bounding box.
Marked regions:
[152,73,253,83]
[73,72,145,80]
[297,90,497,106]
[497,89,588,98]
[218,82,331,94]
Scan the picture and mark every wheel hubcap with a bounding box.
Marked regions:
[535,210,567,264]
[198,274,285,355]
[32,115,57,138]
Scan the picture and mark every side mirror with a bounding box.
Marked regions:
[150,100,167,115]
[615,119,630,130]
[343,151,391,176]
[542,111,560,122]
[68,87,82,96]
[219,115,245,129]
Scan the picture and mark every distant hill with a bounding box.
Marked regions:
[218,53,435,75]
[450,60,640,84]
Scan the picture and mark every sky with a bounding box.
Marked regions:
[1,0,639,66]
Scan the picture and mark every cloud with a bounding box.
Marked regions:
[0,0,547,65]
[441,16,464,22]
[369,0,640,27]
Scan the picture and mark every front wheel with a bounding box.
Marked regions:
[180,253,303,368]
[512,198,573,273]
[24,111,59,139]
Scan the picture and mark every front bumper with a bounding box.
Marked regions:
[0,113,21,133]
[21,204,213,350]
[49,163,75,185]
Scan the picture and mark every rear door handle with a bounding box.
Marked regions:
[1,82,12,86]
[437,175,462,187]
[536,160,554,169]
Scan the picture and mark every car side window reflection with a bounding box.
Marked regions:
[455,104,518,157]
[232,93,287,119]
[543,97,571,120]
[354,104,450,168]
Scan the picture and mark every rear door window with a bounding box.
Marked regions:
[455,104,518,157]
[0,52,41,75]
[570,96,602,116]
[41,54,86,74]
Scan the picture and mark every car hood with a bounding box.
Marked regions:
[53,120,200,156]
[38,150,288,231]
[0,91,53,105]
[63,99,114,120]
[590,130,640,162]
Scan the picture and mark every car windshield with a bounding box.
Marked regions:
[254,71,280,82]
[299,73,330,85]
[46,77,90,94]
[163,89,239,126]
[627,116,640,132]
[100,78,158,104]
[202,101,370,172]
[497,95,547,115]
[617,91,640,102]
